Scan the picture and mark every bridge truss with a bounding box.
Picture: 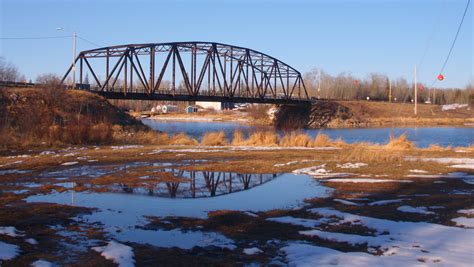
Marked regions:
[62,42,310,104]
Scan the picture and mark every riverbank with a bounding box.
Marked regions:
[0,141,473,266]
[136,100,474,129]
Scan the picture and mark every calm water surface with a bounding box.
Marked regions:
[143,119,473,148]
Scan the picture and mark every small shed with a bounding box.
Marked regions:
[185,106,198,113]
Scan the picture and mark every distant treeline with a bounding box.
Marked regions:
[303,68,473,105]
[1,57,472,105]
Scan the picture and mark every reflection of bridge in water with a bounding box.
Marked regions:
[117,169,278,198]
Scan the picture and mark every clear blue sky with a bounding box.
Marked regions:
[0,0,472,88]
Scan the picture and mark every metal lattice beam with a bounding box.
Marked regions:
[61,41,310,104]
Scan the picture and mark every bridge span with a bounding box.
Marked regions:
[61,42,311,105]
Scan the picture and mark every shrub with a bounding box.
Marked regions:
[170,133,198,146]
[231,130,246,146]
[201,131,228,146]
[385,134,415,150]
[312,133,332,147]
[280,132,312,147]
[245,131,279,146]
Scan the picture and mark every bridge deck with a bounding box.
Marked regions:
[97,91,312,105]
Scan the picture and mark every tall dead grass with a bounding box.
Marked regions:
[312,133,333,147]
[231,130,246,146]
[170,133,198,146]
[201,131,228,146]
[344,144,403,163]
[384,134,416,150]
[244,131,279,146]
[280,132,312,147]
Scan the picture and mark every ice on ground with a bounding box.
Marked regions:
[452,217,474,228]
[458,209,474,216]
[293,207,474,266]
[274,160,317,167]
[92,241,135,267]
[409,157,474,165]
[244,212,259,218]
[409,169,428,173]
[441,103,468,111]
[0,241,20,260]
[336,163,368,169]
[111,145,143,150]
[31,259,54,267]
[334,199,361,206]
[450,164,474,169]
[368,199,405,206]
[326,178,412,183]
[397,205,434,215]
[25,238,38,245]
[243,247,263,255]
[266,216,330,228]
[61,161,79,166]
[0,226,23,237]
[292,165,351,178]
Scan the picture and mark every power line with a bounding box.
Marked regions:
[76,35,106,48]
[437,0,471,76]
[0,35,71,40]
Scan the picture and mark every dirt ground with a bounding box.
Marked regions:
[0,144,473,266]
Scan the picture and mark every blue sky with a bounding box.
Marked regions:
[0,0,472,88]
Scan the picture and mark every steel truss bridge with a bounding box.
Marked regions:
[61,42,311,105]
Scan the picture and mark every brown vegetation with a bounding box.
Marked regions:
[0,87,146,149]
[201,131,228,146]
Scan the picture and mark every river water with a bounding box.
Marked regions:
[142,119,473,148]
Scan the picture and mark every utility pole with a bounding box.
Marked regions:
[317,69,321,99]
[414,67,418,115]
[389,78,392,103]
[72,31,77,89]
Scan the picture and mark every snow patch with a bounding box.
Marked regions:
[0,241,20,261]
[368,199,405,206]
[0,226,23,237]
[92,241,135,267]
[61,161,79,166]
[31,259,54,267]
[397,205,434,215]
[243,247,263,255]
[334,199,362,206]
[336,163,368,169]
[452,217,474,228]
[458,209,474,216]
[25,238,38,245]
[450,164,474,169]
[292,165,351,178]
[326,178,412,183]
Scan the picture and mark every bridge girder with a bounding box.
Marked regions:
[62,42,309,103]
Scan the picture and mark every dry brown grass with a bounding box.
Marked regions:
[384,134,416,150]
[170,133,198,146]
[343,144,403,163]
[422,144,452,152]
[280,132,312,147]
[231,130,246,146]
[312,133,333,147]
[244,131,279,146]
[201,131,228,146]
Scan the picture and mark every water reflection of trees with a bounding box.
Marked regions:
[118,169,277,198]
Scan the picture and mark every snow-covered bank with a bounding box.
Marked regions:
[281,207,474,266]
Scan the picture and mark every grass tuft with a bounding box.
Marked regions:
[201,131,228,146]
[170,133,198,146]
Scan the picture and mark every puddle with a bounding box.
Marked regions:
[27,173,330,218]
[27,173,330,248]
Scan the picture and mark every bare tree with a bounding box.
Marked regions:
[0,57,23,82]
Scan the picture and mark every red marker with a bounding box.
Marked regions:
[437,74,444,81]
